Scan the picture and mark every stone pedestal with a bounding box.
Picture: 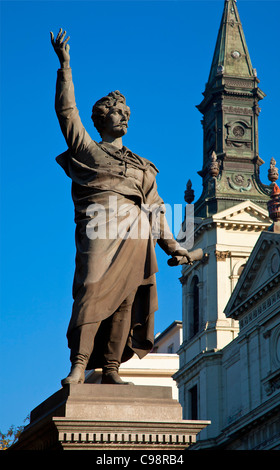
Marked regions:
[11,384,210,450]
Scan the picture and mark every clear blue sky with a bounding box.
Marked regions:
[0,0,279,433]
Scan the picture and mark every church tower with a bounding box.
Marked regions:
[174,0,276,439]
[195,0,270,218]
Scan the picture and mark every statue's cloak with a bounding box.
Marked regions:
[56,143,164,369]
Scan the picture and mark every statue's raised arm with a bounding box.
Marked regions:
[50,28,70,69]
[50,28,91,154]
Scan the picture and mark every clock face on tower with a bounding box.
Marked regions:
[224,119,252,152]
[233,125,245,137]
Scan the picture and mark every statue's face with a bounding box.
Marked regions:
[103,103,130,138]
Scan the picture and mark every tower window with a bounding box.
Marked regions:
[189,385,198,420]
[189,275,200,338]
[193,277,199,335]
[167,343,174,354]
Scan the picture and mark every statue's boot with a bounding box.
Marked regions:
[101,290,136,385]
[61,354,88,386]
[101,361,134,385]
[61,323,100,387]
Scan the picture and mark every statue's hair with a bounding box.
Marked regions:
[91,90,130,136]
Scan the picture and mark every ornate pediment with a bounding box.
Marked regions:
[212,201,271,227]
[193,201,271,241]
[225,231,280,319]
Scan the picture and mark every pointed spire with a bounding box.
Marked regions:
[195,0,269,218]
[207,0,255,86]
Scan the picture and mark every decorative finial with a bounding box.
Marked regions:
[268,157,279,184]
[267,183,280,223]
[208,151,220,178]
[184,179,195,204]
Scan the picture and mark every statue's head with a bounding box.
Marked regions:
[91,90,131,138]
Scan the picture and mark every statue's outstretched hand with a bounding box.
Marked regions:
[167,248,204,267]
[50,28,70,68]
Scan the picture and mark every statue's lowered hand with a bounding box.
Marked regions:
[50,28,70,67]
[168,248,203,267]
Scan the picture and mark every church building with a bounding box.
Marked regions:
[174,0,280,449]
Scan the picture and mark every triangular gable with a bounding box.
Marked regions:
[192,201,271,244]
[212,201,271,225]
[225,231,280,318]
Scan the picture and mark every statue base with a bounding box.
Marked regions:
[11,384,210,450]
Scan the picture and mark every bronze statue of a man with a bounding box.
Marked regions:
[51,29,191,386]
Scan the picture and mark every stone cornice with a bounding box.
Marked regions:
[191,202,271,244]
[232,277,280,324]
[182,216,270,251]
[217,393,280,447]
[225,232,280,319]
[174,348,223,383]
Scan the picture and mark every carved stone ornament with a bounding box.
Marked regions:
[227,176,252,192]
[263,370,280,396]
[184,179,195,204]
[224,81,254,91]
[233,125,245,137]
[208,151,220,178]
[234,174,245,185]
[267,183,280,221]
[215,250,230,261]
[268,157,279,184]
[225,119,252,149]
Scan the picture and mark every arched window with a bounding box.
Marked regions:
[189,275,200,338]
[237,263,246,277]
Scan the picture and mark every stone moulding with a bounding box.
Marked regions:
[10,384,210,451]
[54,418,205,450]
[238,281,280,327]
[262,370,280,397]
